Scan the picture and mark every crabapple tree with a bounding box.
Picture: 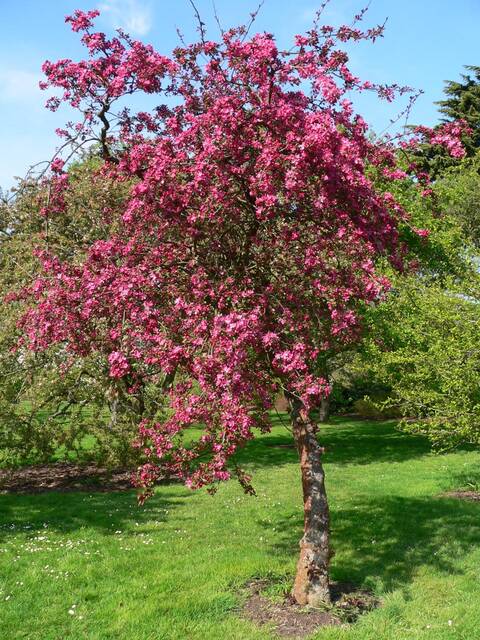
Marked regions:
[16,7,464,605]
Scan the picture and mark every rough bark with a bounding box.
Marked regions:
[286,392,331,606]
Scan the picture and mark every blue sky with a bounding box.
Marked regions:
[0,0,478,190]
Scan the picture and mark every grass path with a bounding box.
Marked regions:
[1,417,480,639]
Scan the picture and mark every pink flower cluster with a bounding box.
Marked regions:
[108,351,130,378]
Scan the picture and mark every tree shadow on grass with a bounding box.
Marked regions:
[262,493,480,594]
[0,488,193,543]
[235,417,434,470]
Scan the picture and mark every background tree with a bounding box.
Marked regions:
[438,66,480,154]
[357,275,480,449]
[412,65,480,177]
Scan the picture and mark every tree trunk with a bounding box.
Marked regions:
[286,393,331,606]
[318,395,331,423]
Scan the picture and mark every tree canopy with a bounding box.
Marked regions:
[10,7,465,606]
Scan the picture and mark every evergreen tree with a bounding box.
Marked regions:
[437,65,480,155]
[413,65,480,178]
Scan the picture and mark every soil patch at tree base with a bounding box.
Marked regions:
[241,580,379,638]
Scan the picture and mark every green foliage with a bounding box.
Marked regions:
[358,277,480,448]
[434,152,480,248]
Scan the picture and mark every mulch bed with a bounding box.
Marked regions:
[442,490,480,502]
[0,463,136,494]
[241,580,379,638]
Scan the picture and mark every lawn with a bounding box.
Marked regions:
[1,416,480,639]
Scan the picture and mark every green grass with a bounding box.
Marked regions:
[1,416,480,639]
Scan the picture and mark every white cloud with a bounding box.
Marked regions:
[0,69,42,103]
[99,0,153,36]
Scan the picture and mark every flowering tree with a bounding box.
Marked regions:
[16,7,464,605]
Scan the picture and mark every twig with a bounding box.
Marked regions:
[241,0,265,42]
[188,0,207,45]
[211,0,224,35]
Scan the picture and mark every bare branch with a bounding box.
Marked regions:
[241,1,265,42]
[188,0,207,45]
[211,0,225,35]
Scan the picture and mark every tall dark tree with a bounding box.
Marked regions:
[437,65,480,154]
[413,65,480,178]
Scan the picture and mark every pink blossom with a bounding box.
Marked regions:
[108,351,130,378]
